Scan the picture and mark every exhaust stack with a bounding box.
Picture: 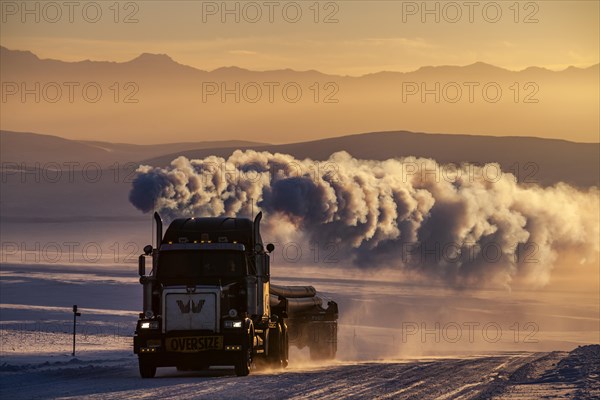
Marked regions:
[153,212,163,247]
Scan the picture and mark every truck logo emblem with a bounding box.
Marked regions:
[176,300,205,314]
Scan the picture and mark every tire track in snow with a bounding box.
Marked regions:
[1,354,550,400]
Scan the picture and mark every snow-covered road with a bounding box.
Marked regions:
[1,348,598,399]
[1,263,598,399]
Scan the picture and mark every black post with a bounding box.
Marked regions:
[72,305,81,356]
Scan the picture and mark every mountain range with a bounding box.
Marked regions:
[1,47,598,144]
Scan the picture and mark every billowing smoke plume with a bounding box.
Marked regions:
[129,150,599,288]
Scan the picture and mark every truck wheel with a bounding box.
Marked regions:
[268,323,283,368]
[235,327,253,376]
[271,323,289,368]
[139,358,157,378]
[281,324,289,368]
[235,347,252,376]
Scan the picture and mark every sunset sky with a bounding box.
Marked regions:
[1,1,598,76]
[1,1,598,143]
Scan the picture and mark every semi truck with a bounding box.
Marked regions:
[133,212,338,377]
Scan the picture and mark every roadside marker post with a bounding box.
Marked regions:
[72,305,82,356]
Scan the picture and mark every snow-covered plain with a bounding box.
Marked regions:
[1,347,598,399]
[1,260,598,399]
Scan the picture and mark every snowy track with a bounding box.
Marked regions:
[1,264,598,399]
[1,348,598,399]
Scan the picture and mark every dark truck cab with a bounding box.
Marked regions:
[134,212,338,377]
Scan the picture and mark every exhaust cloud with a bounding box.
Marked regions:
[129,151,599,288]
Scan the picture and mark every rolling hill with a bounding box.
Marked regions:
[0,130,266,166]
[2,130,598,187]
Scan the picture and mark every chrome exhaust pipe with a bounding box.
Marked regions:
[153,212,163,247]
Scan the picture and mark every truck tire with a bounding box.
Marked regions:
[235,347,252,376]
[139,357,157,378]
[268,323,285,368]
[235,326,253,376]
[281,323,289,368]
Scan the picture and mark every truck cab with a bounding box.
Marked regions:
[134,212,285,377]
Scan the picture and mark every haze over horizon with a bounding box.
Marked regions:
[2,46,598,144]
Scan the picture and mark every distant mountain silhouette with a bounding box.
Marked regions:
[1,46,597,144]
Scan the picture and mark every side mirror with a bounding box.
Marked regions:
[266,243,275,253]
[143,245,153,255]
[138,255,146,277]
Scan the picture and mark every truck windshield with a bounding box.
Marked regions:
[156,250,247,283]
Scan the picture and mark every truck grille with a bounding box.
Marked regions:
[163,288,220,333]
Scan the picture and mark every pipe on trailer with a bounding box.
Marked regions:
[271,285,317,298]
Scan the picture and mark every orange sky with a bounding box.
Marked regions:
[1,1,598,76]
[1,1,598,143]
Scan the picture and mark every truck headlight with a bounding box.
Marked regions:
[224,320,243,329]
[140,321,159,329]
